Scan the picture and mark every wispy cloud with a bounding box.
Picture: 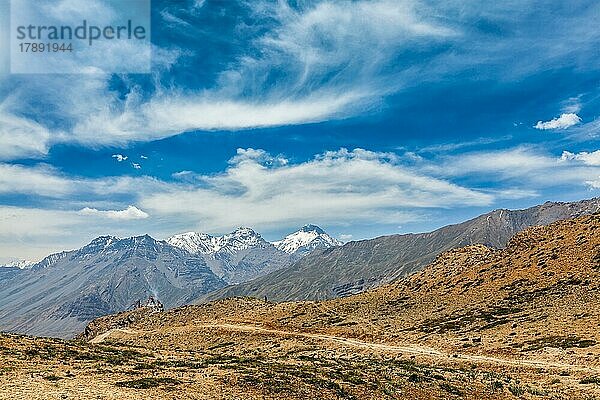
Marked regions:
[0,0,460,152]
[0,104,52,160]
[2,0,600,155]
[417,136,513,153]
[0,163,72,196]
[339,234,353,242]
[430,146,600,192]
[0,205,154,262]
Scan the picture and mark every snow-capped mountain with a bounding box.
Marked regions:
[167,227,287,284]
[216,227,271,254]
[0,225,336,338]
[167,227,269,256]
[165,232,219,255]
[273,224,342,256]
[0,259,36,269]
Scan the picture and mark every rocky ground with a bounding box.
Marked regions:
[3,214,600,399]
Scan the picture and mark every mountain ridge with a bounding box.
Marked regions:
[0,225,341,337]
[202,198,600,302]
[166,224,341,284]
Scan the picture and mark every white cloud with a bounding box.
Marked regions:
[433,147,556,178]
[585,179,600,189]
[71,91,369,143]
[0,163,72,196]
[42,0,117,25]
[112,154,128,162]
[193,0,206,10]
[0,107,52,160]
[535,113,582,130]
[430,147,600,192]
[0,162,171,201]
[78,205,149,220]
[160,9,191,27]
[3,0,600,156]
[229,148,288,167]
[131,163,142,170]
[140,148,492,231]
[0,148,490,260]
[0,205,157,262]
[561,97,582,114]
[561,150,600,166]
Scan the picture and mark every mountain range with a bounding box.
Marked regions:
[0,235,224,338]
[0,225,340,337]
[166,225,340,284]
[1,199,600,339]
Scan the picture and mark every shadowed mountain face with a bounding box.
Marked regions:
[0,235,225,338]
[203,198,600,302]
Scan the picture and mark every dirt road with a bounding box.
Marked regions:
[91,322,600,374]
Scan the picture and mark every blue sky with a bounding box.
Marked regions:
[1,0,600,261]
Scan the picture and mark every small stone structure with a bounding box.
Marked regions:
[130,296,164,312]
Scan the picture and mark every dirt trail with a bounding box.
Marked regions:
[91,322,600,374]
[89,328,138,344]
[195,323,600,374]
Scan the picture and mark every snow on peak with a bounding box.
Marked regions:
[166,232,218,255]
[168,225,339,257]
[300,224,325,234]
[1,259,36,269]
[273,225,342,255]
[167,227,268,255]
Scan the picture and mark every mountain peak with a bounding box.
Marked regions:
[80,236,120,253]
[219,227,267,253]
[229,227,261,238]
[273,225,341,255]
[167,227,268,255]
[166,232,217,255]
[233,226,256,233]
[300,224,325,234]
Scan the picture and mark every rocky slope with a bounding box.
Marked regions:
[5,213,599,399]
[203,198,600,302]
